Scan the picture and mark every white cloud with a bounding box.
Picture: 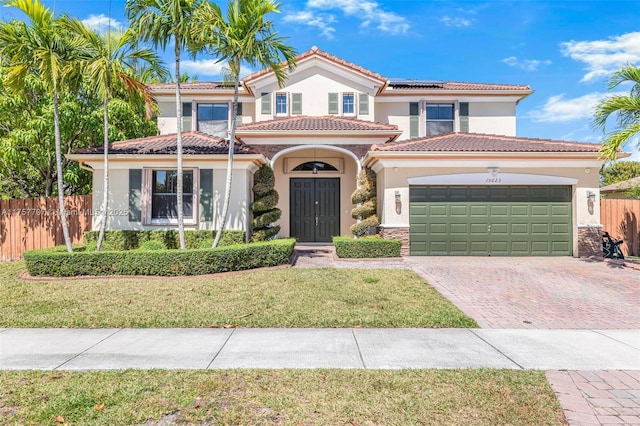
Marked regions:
[620,137,640,161]
[283,11,336,39]
[440,16,472,28]
[502,56,552,71]
[181,59,253,79]
[526,92,619,123]
[81,14,122,32]
[561,32,640,83]
[301,0,410,35]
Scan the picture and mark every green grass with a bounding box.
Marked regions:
[0,370,565,425]
[0,262,477,328]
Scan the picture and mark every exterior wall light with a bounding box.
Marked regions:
[586,190,596,201]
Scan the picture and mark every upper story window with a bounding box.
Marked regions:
[151,170,194,221]
[197,103,229,138]
[342,93,355,115]
[426,103,454,136]
[275,93,287,115]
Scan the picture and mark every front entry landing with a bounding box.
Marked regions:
[290,178,340,242]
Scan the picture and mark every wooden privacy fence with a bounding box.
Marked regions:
[0,195,92,261]
[600,198,640,257]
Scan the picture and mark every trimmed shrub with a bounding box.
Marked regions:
[83,230,245,250]
[350,168,379,236]
[251,164,281,241]
[138,240,166,251]
[333,235,401,258]
[24,239,296,277]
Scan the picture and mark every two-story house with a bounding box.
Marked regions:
[69,46,604,257]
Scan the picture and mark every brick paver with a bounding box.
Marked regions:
[407,257,640,329]
[294,249,640,425]
[547,371,640,425]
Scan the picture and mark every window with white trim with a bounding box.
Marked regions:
[275,93,287,115]
[150,170,195,222]
[342,93,355,115]
[426,103,454,136]
[197,103,229,138]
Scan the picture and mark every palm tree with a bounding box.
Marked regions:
[0,0,90,252]
[199,0,296,248]
[126,0,205,249]
[593,64,640,160]
[63,20,168,251]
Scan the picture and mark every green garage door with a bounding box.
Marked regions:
[410,186,572,256]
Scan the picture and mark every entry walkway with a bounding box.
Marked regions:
[1,327,638,370]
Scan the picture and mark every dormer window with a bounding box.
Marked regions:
[275,93,287,115]
[342,93,355,115]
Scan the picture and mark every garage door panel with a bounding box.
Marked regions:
[510,223,530,234]
[428,205,447,216]
[531,205,550,216]
[552,223,570,234]
[552,205,571,216]
[429,223,447,234]
[449,223,469,234]
[409,185,572,256]
[469,205,489,215]
[450,205,469,216]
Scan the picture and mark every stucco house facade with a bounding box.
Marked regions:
[68,46,604,257]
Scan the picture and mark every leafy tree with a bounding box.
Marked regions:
[593,64,640,160]
[0,0,91,251]
[65,20,167,251]
[0,73,158,199]
[600,161,640,186]
[350,168,379,237]
[250,164,281,241]
[126,0,207,250]
[198,0,296,248]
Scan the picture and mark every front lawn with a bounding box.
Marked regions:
[0,370,564,425]
[0,262,477,328]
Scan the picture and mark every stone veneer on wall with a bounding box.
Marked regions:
[578,225,602,258]
[379,227,410,256]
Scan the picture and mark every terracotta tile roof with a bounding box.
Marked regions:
[236,116,398,132]
[148,82,235,92]
[372,133,601,153]
[74,132,257,155]
[243,46,387,84]
[388,80,531,91]
[600,176,640,192]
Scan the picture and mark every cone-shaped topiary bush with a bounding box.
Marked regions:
[350,168,379,236]
[251,164,281,241]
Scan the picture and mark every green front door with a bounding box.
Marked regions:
[409,186,572,256]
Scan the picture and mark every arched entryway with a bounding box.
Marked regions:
[271,145,361,241]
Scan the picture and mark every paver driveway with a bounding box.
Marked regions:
[408,257,640,329]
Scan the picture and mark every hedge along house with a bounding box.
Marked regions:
[68,46,606,256]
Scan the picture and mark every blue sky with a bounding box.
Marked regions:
[3,0,639,161]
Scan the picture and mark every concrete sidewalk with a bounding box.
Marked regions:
[1,328,638,371]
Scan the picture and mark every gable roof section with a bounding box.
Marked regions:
[243,46,388,87]
[236,115,398,132]
[74,132,257,155]
[371,133,601,153]
[387,80,531,92]
[147,82,245,96]
[600,176,640,193]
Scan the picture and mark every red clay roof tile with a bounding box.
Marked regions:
[74,132,257,155]
[372,133,601,153]
[236,115,398,132]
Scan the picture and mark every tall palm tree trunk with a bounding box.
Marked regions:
[96,97,110,251]
[175,43,186,250]
[53,89,73,252]
[212,76,240,248]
